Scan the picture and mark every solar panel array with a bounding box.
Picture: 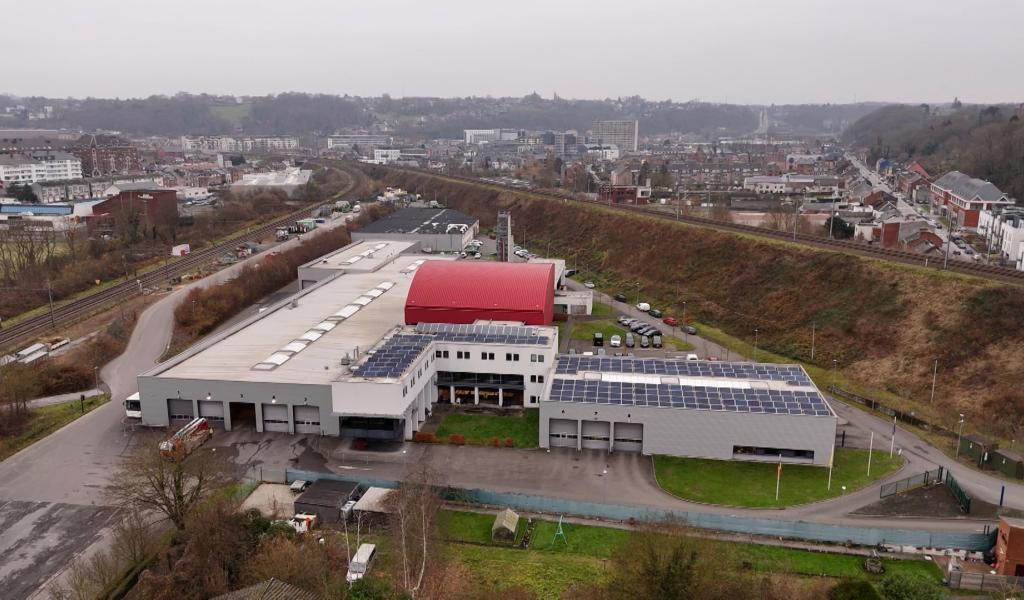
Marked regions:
[352,335,433,378]
[548,379,830,416]
[414,323,549,346]
[555,356,810,385]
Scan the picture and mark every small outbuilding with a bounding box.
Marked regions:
[959,434,998,467]
[993,448,1024,480]
[353,486,395,516]
[491,508,520,544]
[292,479,359,524]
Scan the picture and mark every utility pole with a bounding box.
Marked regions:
[828,196,837,239]
[753,328,759,362]
[929,358,939,404]
[810,321,816,362]
[955,414,966,459]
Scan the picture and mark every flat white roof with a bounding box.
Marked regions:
[157,253,455,385]
[301,239,419,273]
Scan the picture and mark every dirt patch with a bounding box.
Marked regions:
[852,483,1024,520]
[240,483,295,519]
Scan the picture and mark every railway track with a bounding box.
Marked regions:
[0,163,365,354]
[383,166,1024,286]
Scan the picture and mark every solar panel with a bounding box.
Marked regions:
[352,334,433,378]
[553,355,811,384]
[414,322,550,346]
[547,379,830,416]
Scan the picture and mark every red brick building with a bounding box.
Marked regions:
[598,184,652,204]
[71,134,140,176]
[995,517,1024,576]
[930,171,1013,228]
[87,189,178,233]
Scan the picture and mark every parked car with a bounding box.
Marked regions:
[640,335,650,348]
[636,302,651,312]
[289,480,309,493]
[662,316,678,327]
[649,308,663,318]
[684,325,697,335]
[584,281,596,289]
[618,315,631,325]
[685,353,699,361]
[614,293,627,302]
[625,333,635,348]
[707,355,721,361]
[652,335,663,348]
[610,334,622,348]
[630,321,646,332]
[593,332,604,346]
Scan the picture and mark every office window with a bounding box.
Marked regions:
[435,350,442,358]
[537,375,544,383]
[506,353,520,362]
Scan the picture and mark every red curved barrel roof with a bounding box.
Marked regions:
[405,261,554,325]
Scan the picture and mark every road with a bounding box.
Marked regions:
[0,213,355,599]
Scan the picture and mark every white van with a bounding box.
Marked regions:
[635,302,651,312]
[347,543,377,584]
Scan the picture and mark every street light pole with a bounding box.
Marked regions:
[753,328,759,362]
[831,359,838,389]
[810,321,816,362]
[955,414,965,459]
[929,358,939,404]
[682,301,687,344]
[634,282,640,307]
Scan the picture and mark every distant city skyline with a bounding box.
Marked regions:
[7,0,1024,104]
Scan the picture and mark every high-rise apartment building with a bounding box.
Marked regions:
[591,120,638,153]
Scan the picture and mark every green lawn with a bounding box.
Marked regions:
[590,302,614,317]
[570,320,626,342]
[654,448,904,508]
[434,408,539,448]
[441,510,941,598]
[0,394,110,461]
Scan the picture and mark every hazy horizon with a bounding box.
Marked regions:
[7,0,1024,104]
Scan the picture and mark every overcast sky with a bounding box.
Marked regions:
[6,0,1023,104]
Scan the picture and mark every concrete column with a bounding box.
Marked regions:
[609,421,615,453]
[222,401,232,431]
[449,385,456,404]
[254,402,264,433]
[287,404,295,435]
[403,411,414,440]
[474,387,480,405]
[191,398,199,420]
[498,388,503,407]
[418,389,426,422]
[576,419,583,451]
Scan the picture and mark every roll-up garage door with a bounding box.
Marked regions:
[548,418,578,448]
[613,422,643,453]
[262,403,289,432]
[198,400,226,428]
[581,420,611,450]
[168,399,194,422]
[294,405,321,434]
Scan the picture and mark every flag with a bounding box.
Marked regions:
[777,461,782,477]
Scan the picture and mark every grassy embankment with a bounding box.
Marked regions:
[434,408,539,448]
[438,509,940,598]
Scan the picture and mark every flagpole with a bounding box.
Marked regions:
[776,454,782,501]
[827,445,834,491]
[867,431,874,477]
[890,415,896,458]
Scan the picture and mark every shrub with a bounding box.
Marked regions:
[490,436,500,447]
[448,434,466,445]
[504,437,514,447]
[831,579,881,600]
[413,432,436,443]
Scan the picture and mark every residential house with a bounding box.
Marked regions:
[930,171,1014,228]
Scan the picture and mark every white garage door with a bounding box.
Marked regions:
[262,403,289,432]
[548,418,578,449]
[581,420,610,451]
[167,399,194,422]
[198,400,225,428]
[613,422,644,453]
[294,405,321,434]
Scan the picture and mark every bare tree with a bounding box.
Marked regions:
[106,433,234,532]
[387,464,444,598]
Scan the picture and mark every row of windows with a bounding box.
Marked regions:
[529,374,545,383]
[435,349,546,364]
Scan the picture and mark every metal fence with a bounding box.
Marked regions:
[880,467,944,499]
[827,385,958,440]
[945,470,973,514]
[949,571,1024,591]
[284,468,997,551]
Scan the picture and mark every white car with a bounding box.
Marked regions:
[636,302,651,312]
[685,353,699,361]
[609,335,621,348]
[583,281,596,289]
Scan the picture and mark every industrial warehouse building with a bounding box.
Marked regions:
[351,207,479,252]
[540,355,837,465]
[138,239,836,464]
[137,240,559,439]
